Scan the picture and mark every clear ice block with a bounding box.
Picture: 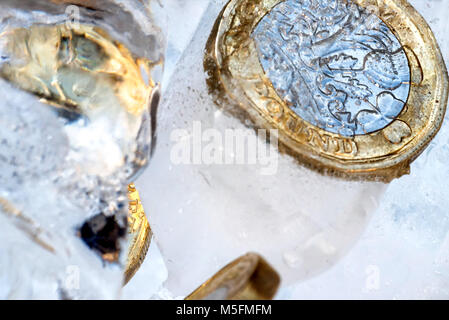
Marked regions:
[136,0,387,296]
[0,0,165,299]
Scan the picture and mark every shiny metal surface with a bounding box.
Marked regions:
[253,0,411,136]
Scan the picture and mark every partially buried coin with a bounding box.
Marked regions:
[124,183,152,285]
[205,0,449,181]
[185,253,281,300]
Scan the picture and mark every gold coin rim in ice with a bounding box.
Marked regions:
[204,0,449,181]
[185,253,281,300]
[124,183,152,285]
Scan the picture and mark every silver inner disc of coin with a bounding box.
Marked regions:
[253,0,411,137]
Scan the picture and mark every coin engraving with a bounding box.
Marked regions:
[206,0,448,181]
[253,0,411,137]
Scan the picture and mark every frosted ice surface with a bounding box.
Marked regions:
[0,0,165,299]
[138,0,449,299]
[163,0,210,86]
[137,0,386,296]
[0,81,126,299]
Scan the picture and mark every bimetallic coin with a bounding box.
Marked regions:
[205,0,448,181]
[124,183,152,285]
[185,253,281,300]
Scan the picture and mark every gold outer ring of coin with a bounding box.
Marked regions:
[124,183,152,285]
[204,0,449,182]
[185,253,281,300]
